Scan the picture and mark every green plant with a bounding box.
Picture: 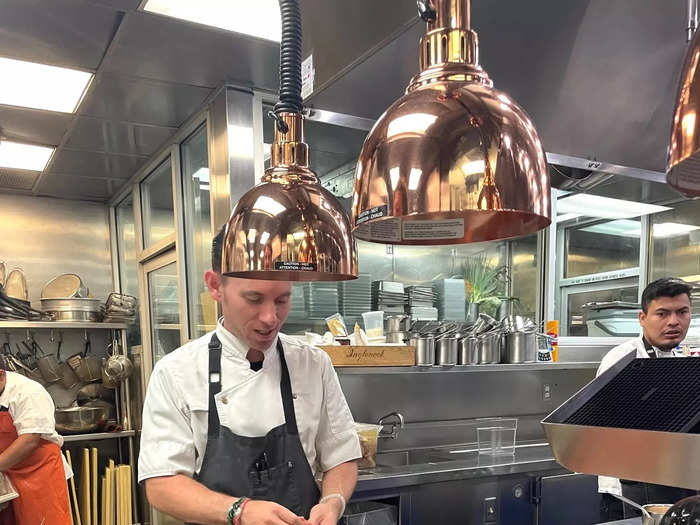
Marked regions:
[460,254,508,305]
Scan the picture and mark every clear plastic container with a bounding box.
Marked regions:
[362,311,385,338]
[477,417,518,456]
[355,423,382,469]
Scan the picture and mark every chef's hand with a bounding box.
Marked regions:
[240,499,309,525]
[308,499,343,525]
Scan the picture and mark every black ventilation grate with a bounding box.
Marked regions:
[563,358,700,433]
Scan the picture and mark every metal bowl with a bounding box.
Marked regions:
[55,406,107,434]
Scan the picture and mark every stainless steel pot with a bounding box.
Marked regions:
[385,314,410,333]
[458,336,479,365]
[436,336,459,366]
[478,331,501,364]
[54,406,107,434]
[40,298,102,322]
[410,335,435,366]
[386,331,409,344]
[501,331,537,363]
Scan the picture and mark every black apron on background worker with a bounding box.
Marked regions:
[191,333,320,522]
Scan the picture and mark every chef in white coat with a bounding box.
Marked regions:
[597,277,697,520]
[139,227,361,525]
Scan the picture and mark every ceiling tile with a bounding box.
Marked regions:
[0,0,123,70]
[79,73,212,127]
[48,148,147,179]
[101,11,279,89]
[0,168,40,191]
[0,105,73,146]
[35,173,113,201]
[64,117,176,156]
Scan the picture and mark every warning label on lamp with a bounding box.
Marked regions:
[363,217,402,243]
[274,261,317,272]
[301,54,314,99]
[355,205,388,226]
[402,219,465,241]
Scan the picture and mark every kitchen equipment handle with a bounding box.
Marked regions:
[83,331,91,357]
[610,493,652,519]
[593,320,618,337]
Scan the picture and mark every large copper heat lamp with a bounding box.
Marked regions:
[667,26,700,195]
[221,0,358,280]
[352,0,551,245]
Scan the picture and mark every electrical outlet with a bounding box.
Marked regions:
[386,244,394,255]
[483,497,497,522]
[542,383,551,400]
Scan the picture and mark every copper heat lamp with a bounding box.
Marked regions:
[352,0,551,245]
[667,21,700,196]
[222,0,358,280]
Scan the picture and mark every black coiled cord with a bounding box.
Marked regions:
[272,0,303,132]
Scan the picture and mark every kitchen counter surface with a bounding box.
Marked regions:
[356,442,562,492]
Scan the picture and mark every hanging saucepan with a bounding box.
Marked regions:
[66,334,101,383]
[101,337,133,389]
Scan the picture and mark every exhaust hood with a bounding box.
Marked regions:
[543,356,700,490]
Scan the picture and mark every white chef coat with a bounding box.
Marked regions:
[597,336,683,495]
[0,371,63,448]
[138,322,361,483]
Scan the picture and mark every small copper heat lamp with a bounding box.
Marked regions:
[667,26,700,196]
[352,0,551,245]
[221,0,358,280]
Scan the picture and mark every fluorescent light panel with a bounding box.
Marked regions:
[581,219,699,239]
[0,141,54,171]
[143,0,281,42]
[557,193,670,219]
[0,57,93,113]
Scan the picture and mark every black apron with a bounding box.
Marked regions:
[192,333,320,522]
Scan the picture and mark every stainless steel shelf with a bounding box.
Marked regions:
[0,321,127,330]
[62,430,135,442]
[335,362,601,374]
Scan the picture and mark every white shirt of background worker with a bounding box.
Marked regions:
[597,277,693,496]
[139,227,361,525]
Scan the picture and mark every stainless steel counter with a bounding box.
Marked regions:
[356,442,562,492]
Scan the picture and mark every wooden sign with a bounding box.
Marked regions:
[319,345,415,367]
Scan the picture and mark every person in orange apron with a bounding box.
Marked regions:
[0,368,71,525]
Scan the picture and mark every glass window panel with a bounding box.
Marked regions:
[115,195,141,347]
[510,234,538,319]
[148,261,180,364]
[141,158,174,247]
[564,282,638,337]
[565,218,641,278]
[651,198,700,284]
[181,124,214,338]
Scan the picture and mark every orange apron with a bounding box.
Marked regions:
[0,409,71,525]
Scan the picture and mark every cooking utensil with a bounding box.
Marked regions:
[385,331,409,344]
[65,451,82,525]
[67,333,101,383]
[77,383,115,404]
[46,382,80,408]
[102,336,134,389]
[436,336,459,366]
[385,314,410,333]
[458,335,479,365]
[55,406,107,434]
[4,269,28,301]
[501,331,537,363]
[478,331,501,364]
[56,333,81,389]
[41,297,102,322]
[500,315,535,333]
[36,336,63,384]
[41,274,89,299]
[410,334,435,366]
[498,296,522,321]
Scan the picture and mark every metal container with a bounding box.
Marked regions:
[410,335,435,366]
[458,336,479,365]
[436,336,458,366]
[40,298,102,322]
[386,331,409,344]
[466,302,480,323]
[643,504,672,525]
[41,274,88,299]
[54,406,107,434]
[385,314,410,333]
[66,353,102,383]
[501,331,537,363]
[478,331,501,364]
[36,353,62,384]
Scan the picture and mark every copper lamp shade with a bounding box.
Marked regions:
[667,28,700,196]
[221,0,357,280]
[352,0,551,245]
[222,112,358,281]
